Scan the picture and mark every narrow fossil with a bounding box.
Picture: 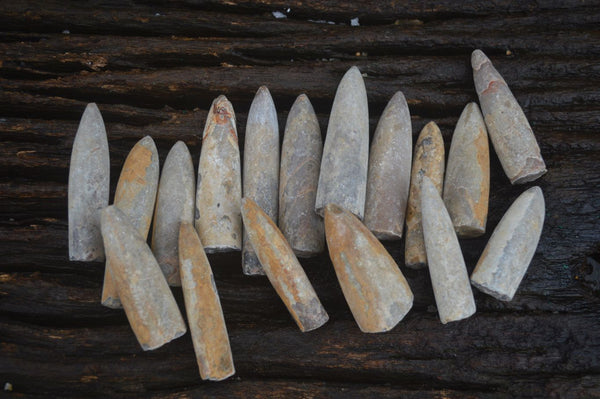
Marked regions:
[101,205,186,351]
[443,102,490,238]
[405,121,445,269]
[152,141,195,286]
[196,95,242,253]
[101,136,159,308]
[324,204,413,332]
[179,223,235,381]
[364,91,412,240]
[471,186,545,301]
[241,197,329,332]
[472,49,546,184]
[242,86,280,275]
[68,103,110,262]
[421,177,476,324]
[315,66,369,218]
[279,94,324,257]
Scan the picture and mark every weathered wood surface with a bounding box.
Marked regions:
[1,0,599,397]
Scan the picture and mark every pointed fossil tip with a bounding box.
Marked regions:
[137,135,158,153]
[172,140,187,151]
[344,66,363,80]
[211,95,234,115]
[471,49,490,71]
[81,103,103,122]
[241,197,254,212]
[324,203,344,215]
[421,176,436,193]
[297,93,309,102]
[423,120,440,131]
[257,85,271,96]
[85,102,99,112]
[391,91,407,102]
[252,86,275,108]
[525,185,544,200]
[100,204,117,224]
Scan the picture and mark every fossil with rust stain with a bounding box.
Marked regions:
[242,86,280,275]
[279,94,324,257]
[443,102,490,238]
[315,66,369,219]
[178,222,235,381]
[68,103,110,262]
[471,186,545,301]
[324,203,413,332]
[101,205,186,350]
[241,197,329,331]
[101,136,159,308]
[364,91,412,240]
[472,49,546,184]
[152,141,195,286]
[196,95,242,253]
[405,121,445,269]
[421,177,476,324]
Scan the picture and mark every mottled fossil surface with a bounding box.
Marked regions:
[3,2,599,396]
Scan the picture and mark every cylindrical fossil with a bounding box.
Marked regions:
[421,177,476,324]
[68,103,110,262]
[315,66,369,218]
[242,86,280,275]
[178,223,235,381]
[472,49,546,184]
[196,95,242,253]
[101,206,186,350]
[152,141,195,286]
[279,94,324,257]
[443,102,490,238]
[101,136,159,308]
[364,91,412,240]
[405,121,445,269]
[241,197,329,332]
[471,186,545,301]
[324,204,413,332]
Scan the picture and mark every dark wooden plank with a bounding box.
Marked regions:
[1,0,599,397]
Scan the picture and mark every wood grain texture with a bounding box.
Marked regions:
[1,0,599,397]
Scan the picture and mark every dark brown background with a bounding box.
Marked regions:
[1,1,599,398]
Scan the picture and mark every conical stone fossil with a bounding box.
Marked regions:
[101,205,186,351]
[196,96,242,253]
[324,204,413,333]
[152,141,195,286]
[405,121,445,269]
[471,186,545,301]
[364,91,412,240]
[315,66,369,219]
[242,86,280,275]
[101,136,159,308]
[279,94,324,257]
[68,103,110,262]
[472,49,546,184]
[443,102,490,238]
[421,177,476,324]
[241,197,329,332]
[179,223,235,381]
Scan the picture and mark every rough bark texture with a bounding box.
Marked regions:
[0,1,599,397]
